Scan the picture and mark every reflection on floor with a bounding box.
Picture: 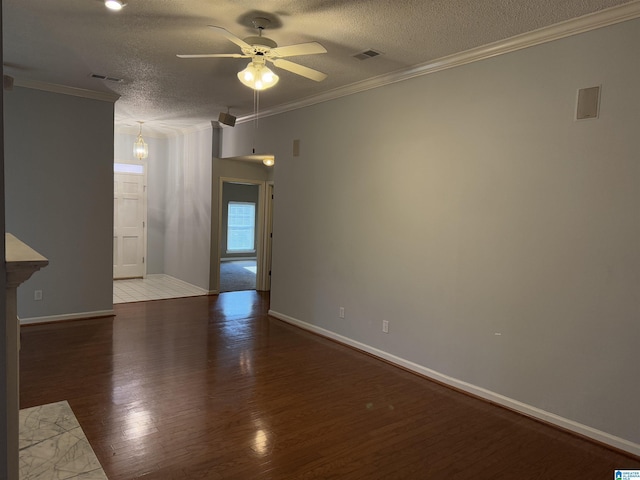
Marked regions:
[113,274,208,304]
[20,401,107,479]
[220,259,257,292]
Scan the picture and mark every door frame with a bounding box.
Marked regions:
[217,177,268,292]
[114,159,148,279]
[261,182,274,291]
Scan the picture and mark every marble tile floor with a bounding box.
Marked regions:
[113,273,209,304]
[19,401,107,479]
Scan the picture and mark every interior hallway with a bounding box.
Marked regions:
[20,292,640,479]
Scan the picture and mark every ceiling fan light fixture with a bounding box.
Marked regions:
[241,69,254,83]
[237,61,279,91]
[105,0,125,11]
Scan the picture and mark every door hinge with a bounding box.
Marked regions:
[143,221,145,228]
[142,257,145,264]
[270,232,272,238]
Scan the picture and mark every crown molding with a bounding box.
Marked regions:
[12,78,120,103]
[237,0,640,124]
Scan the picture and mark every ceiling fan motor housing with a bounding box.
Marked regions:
[177,22,328,83]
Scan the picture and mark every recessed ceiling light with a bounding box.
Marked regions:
[105,0,125,11]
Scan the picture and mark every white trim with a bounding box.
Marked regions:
[268,309,640,457]
[261,182,275,292]
[12,78,120,103]
[20,309,115,325]
[237,1,640,124]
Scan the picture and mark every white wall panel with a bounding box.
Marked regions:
[163,127,213,290]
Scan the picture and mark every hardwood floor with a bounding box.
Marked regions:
[20,292,639,479]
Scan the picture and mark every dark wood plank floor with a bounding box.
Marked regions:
[20,292,639,479]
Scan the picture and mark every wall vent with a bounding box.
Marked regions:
[353,49,382,60]
[90,73,123,83]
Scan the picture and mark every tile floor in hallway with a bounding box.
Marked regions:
[113,274,209,304]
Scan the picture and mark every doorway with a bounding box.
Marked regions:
[217,177,273,293]
[219,181,260,292]
[113,162,147,279]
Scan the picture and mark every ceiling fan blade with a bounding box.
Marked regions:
[272,59,327,82]
[177,53,248,58]
[208,25,252,50]
[271,42,327,58]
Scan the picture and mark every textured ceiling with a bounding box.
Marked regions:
[3,0,636,134]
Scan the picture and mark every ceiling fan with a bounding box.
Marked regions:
[177,17,328,90]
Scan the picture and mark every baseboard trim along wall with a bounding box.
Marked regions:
[20,309,115,325]
[268,309,640,458]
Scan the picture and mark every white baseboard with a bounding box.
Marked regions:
[20,310,115,325]
[268,309,640,457]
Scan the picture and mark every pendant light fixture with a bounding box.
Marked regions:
[237,58,279,91]
[133,122,148,160]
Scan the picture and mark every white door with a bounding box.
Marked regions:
[114,170,146,279]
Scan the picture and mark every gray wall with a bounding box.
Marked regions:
[5,87,114,319]
[220,182,260,260]
[221,19,640,450]
[114,131,167,274]
[163,126,212,290]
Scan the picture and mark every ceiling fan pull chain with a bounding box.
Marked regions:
[253,88,257,126]
[256,90,260,128]
[252,88,259,153]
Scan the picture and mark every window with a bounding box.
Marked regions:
[227,202,256,253]
[114,163,144,174]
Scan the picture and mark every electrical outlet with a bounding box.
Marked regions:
[34,290,43,301]
[382,320,389,333]
[339,307,345,319]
